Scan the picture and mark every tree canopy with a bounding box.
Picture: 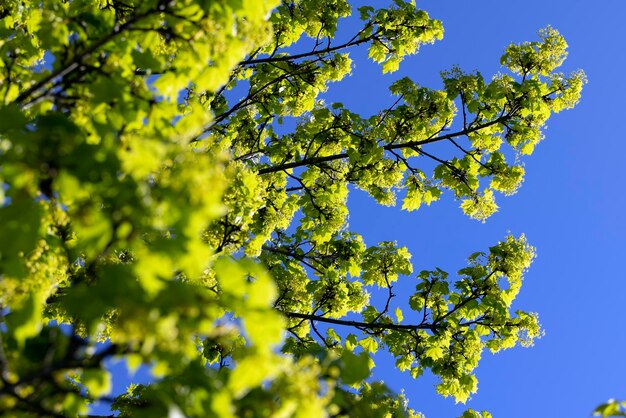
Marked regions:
[0,1,587,417]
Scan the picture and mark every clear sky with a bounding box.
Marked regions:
[336,1,626,417]
[94,1,625,417]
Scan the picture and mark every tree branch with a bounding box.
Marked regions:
[239,28,379,66]
[257,114,513,175]
[284,311,436,332]
[13,7,159,108]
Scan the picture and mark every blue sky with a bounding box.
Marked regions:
[338,1,626,417]
[94,1,625,417]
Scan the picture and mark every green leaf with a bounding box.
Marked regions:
[0,200,43,277]
[346,334,358,351]
[0,104,27,133]
[83,369,112,398]
[395,307,403,323]
[425,345,444,360]
[359,337,379,354]
[340,350,371,385]
[5,290,44,347]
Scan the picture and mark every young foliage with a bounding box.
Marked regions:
[0,0,584,417]
[594,400,626,418]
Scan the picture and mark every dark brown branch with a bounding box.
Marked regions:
[284,312,436,332]
[372,266,395,324]
[257,114,513,175]
[14,8,159,108]
[194,60,323,141]
[239,28,379,66]
[263,245,324,274]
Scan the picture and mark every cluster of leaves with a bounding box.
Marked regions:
[595,400,626,418]
[0,0,584,417]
